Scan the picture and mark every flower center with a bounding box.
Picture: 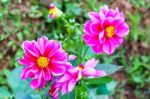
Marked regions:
[79,64,84,71]
[37,57,48,68]
[105,26,115,38]
[49,7,56,14]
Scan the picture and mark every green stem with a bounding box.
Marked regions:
[80,46,89,63]
[62,15,70,25]
[74,80,88,99]
[75,87,78,99]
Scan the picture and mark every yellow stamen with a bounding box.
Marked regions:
[37,57,48,68]
[105,26,115,38]
[49,7,63,18]
[49,8,56,14]
[79,65,84,71]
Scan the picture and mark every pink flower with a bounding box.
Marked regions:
[18,36,70,89]
[48,3,63,19]
[83,5,129,54]
[68,54,77,60]
[49,59,106,97]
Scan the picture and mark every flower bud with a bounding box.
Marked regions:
[48,3,63,19]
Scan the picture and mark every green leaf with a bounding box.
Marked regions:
[106,80,118,94]
[7,67,28,93]
[15,92,32,99]
[0,86,11,98]
[88,89,109,99]
[96,95,109,99]
[87,76,112,85]
[96,84,109,95]
[96,64,122,75]
[60,89,75,99]
[7,67,31,93]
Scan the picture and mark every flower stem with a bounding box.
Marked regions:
[75,87,78,99]
[80,46,89,63]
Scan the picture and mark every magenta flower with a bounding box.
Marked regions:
[18,36,70,89]
[83,5,129,54]
[49,59,106,97]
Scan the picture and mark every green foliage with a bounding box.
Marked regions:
[0,86,12,98]
[0,0,150,99]
[126,55,150,87]
[87,76,112,85]
[96,64,122,75]
[96,84,109,95]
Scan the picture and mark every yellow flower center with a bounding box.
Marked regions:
[37,57,49,68]
[79,65,84,71]
[49,8,56,14]
[49,7,63,18]
[105,26,115,38]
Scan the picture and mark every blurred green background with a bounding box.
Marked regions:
[0,0,150,99]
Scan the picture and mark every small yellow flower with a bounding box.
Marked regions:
[48,3,63,19]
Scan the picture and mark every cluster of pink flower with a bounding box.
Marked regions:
[18,3,129,99]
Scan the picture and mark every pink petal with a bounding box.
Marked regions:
[101,5,109,14]
[21,68,34,80]
[50,49,67,61]
[57,73,71,83]
[43,69,52,81]
[106,9,118,17]
[67,67,79,74]
[90,22,102,34]
[92,44,103,54]
[88,12,100,21]
[98,31,104,40]
[39,79,46,89]
[83,34,99,46]
[68,55,77,60]
[30,79,39,89]
[99,9,106,22]
[85,58,99,68]
[47,40,61,58]
[103,17,114,28]
[30,66,39,73]
[49,84,59,97]
[95,70,107,77]
[22,41,40,58]
[49,3,55,8]
[110,35,123,47]
[68,80,76,92]
[113,17,125,26]
[37,70,43,87]
[84,21,92,34]
[102,39,116,54]
[76,71,82,81]
[82,66,96,76]
[44,40,60,57]
[18,57,35,67]
[99,36,106,44]
[63,62,73,69]
[37,36,48,55]
[61,83,68,95]
[49,61,66,76]
[115,23,129,37]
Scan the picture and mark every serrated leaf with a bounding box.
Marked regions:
[96,64,122,75]
[87,76,112,85]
